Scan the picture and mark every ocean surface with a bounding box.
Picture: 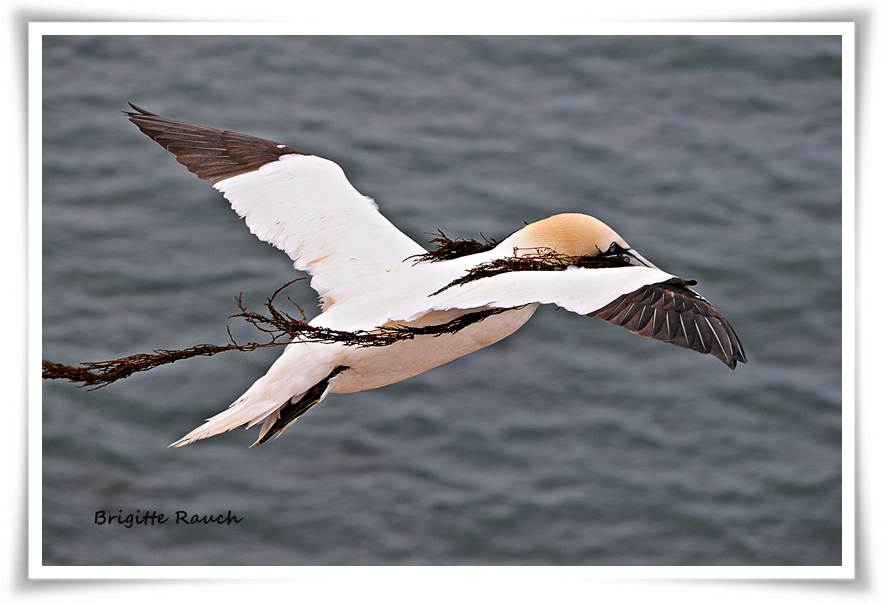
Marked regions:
[41,35,843,565]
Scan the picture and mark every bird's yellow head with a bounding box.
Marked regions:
[502,213,629,258]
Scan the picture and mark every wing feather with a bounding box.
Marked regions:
[592,279,747,369]
[126,103,424,307]
[386,265,745,369]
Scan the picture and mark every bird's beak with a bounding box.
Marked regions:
[625,249,657,269]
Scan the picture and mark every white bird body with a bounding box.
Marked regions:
[123,104,745,447]
[323,305,540,394]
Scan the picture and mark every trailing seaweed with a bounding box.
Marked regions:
[42,279,511,389]
[43,234,639,389]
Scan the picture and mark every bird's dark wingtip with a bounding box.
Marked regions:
[726,345,748,370]
[123,101,156,118]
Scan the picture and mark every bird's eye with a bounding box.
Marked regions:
[606,242,620,254]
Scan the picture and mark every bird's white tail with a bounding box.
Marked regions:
[169,342,344,447]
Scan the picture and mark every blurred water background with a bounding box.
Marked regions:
[41,35,842,565]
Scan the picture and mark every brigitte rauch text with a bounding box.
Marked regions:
[94,509,243,528]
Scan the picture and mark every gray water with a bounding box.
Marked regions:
[42,36,842,565]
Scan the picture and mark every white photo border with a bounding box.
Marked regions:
[28,20,856,580]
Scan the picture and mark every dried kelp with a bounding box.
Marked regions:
[409,231,501,263]
[432,247,634,295]
[43,280,511,389]
[44,235,642,389]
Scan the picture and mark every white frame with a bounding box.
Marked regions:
[28,21,856,580]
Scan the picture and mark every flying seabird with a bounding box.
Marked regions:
[123,103,746,448]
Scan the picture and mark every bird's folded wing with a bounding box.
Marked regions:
[397,266,746,368]
[126,104,425,308]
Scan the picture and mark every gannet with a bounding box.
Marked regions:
[123,103,746,448]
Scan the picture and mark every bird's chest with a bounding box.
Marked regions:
[329,304,539,393]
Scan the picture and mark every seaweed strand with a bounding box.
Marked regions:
[42,279,510,389]
[431,246,633,295]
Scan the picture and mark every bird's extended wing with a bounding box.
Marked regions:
[125,103,425,308]
[396,266,746,369]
